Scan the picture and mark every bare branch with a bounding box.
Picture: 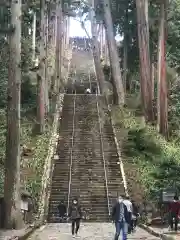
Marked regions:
[73,17,91,40]
[81,21,91,39]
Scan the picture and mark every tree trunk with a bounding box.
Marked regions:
[64,16,68,60]
[100,22,103,60]
[54,0,62,93]
[61,15,65,71]
[90,0,106,95]
[50,7,57,92]
[103,0,124,105]
[32,11,36,62]
[4,0,23,229]
[123,3,129,93]
[37,0,46,133]
[136,0,154,121]
[157,0,168,138]
[104,27,108,65]
[44,3,49,114]
[151,62,155,100]
[123,37,128,93]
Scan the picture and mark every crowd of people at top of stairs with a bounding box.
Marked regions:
[57,195,140,239]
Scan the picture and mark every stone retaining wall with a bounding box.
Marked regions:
[37,94,64,223]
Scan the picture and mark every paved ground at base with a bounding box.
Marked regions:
[27,223,160,240]
[0,226,28,240]
[151,226,180,239]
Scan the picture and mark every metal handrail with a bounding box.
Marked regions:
[107,103,128,196]
[67,90,76,214]
[96,91,111,216]
[88,70,92,91]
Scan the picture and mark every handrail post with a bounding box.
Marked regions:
[67,90,76,215]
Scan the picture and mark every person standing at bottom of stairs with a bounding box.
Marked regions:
[112,196,131,240]
[57,200,67,222]
[168,195,180,231]
[68,198,82,238]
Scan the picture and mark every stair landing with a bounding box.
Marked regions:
[27,223,160,240]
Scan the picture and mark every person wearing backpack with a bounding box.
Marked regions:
[112,195,131,240]
[130,200,140,232]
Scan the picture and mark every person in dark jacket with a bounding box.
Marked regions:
[68,198,82,237]
[168,195,180,231]
[112,196,131,240]
[57,200,66,222]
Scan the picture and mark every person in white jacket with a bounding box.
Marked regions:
[85,88,91,94]
[123,195,133,234]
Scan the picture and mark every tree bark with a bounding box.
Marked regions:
[104,32,108,65]
[103,0,124,105]
[123,37,128,93]
[136,0,154,121]
[44,3,49,114]
[90,0,106,95]
[54,0,62,93]
[32,11,36,62]
[123,2,129,93]
[50,7,57,92]
[37,0,46,133]
[151,62,155,100]
[157,0,168,138]
[4,0,24,229]
[100,22,103,60]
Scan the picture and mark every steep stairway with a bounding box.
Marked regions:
[69,94,109,221]
[48,94,75,222]
[48,94,125,222]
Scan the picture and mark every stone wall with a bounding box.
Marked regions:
[37,94,64,223]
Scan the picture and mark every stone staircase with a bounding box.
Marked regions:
[69,94,108,222]
[48,94,75,222]
[48,94,125,222]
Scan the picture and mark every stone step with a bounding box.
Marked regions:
[48,95,125,223]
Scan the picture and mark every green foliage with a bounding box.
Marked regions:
[0,113,51,199]
[0,37,8,108]
[167,0,180,71]
[168,81,180,136]
[21,75,36,107]
[124,128,161,158]
[113,106,180,201]
[109,0,180,76]
[0,110,6,196]
[21,120,51,207]
[0,0,53,204]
